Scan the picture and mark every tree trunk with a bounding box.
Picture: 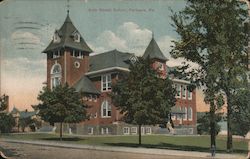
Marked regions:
[208,97,216,149]
[227,96,233,152]
[138,124,142,146]
[210,104,216,148]
[60,122,63,141]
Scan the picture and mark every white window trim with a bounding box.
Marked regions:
[182,85,186,99]
[50,63,62,89]
[145,127,152,134]
[101,100,111,118]
[176,84,181,98]
[123,127,130,135]
[188,90,192,100]
[188,107,193,121]
[131,127,137,135]
[93,95,97,102]
[88,127,94,135]
[74,33,80,42]
[101,74,112,92]
[183,107,188,120]
[53,32,60,43]
[141,127,145,135]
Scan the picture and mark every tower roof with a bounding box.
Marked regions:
[43,14,92,53]
[142,37,168,61]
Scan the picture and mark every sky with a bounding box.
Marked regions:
[0,0,208,111]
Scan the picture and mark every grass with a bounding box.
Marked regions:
[1,133,248,154]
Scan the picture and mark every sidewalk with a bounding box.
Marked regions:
[1,138,245,159]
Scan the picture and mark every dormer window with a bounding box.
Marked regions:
[53,30,61,43]
[72,31,80,42]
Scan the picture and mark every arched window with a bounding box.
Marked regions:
[188,106,193,121]
[101,100,111,118]
[51,63,62,88]
[183,107,187,120]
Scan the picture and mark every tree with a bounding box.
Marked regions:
[0,95,7,111]
[35,84,88,140]
[0,113,15,133]
[231,89,250,136]
[197,112,222,135]
[111,57,176,145]
[171,0,249,151]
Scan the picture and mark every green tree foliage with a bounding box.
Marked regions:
[111,57,176,145]
[197,112,222,135]
[36,84,88,140]
[0,95,7,111]
[171,0,249,151]
[0,113,15,133]
[18,117,39,132]
[231,89,250,136]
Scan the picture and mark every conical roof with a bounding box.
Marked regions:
[73,76,100,94]
[142,37,167,61]
[43,13,92,53]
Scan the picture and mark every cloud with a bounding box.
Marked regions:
[90,21,152,55]
[157,35,175,58]
[11,31,45,49]
[95,30,127,52]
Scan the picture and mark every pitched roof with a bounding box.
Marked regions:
[19,111,37,119]
[73,76,100,94]
[43,14,92,53]
[88,49,133,73]
[142,37,168,61]
[11,107,19,114]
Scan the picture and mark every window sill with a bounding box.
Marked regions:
[101,116,111,118]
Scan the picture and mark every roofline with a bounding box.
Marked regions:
[86,67,130,76]
[172,78,190,84]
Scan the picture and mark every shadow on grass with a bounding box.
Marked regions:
[105,142,247,154]
[41,137,83,142]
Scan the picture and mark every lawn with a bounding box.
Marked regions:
[1,133,248,154]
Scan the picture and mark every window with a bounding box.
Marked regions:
[93,95,97,102]
[188,90,192,100]
[52,50,60,58]
[51,64,62,89]
[94,112,97,118]
[188,107,193,120]
[145,127,151,134]
[88,95,92,101]
[182,107,187,120]
[88,127,93,134]
[141,127,145,134]
[74,33,80,42]
[171,114,176,120]
[53,31,60,43]
[101,74,112,91]
[131,127,137,134]
[182,85,186,99]
[101,100,111,118]
[101,128,110,134]
[176,84,181,98]
[123,127,130,135]
[177,107,182,120]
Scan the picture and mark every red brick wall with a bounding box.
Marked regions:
[47,50,89,88]
[172,83,196,126]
